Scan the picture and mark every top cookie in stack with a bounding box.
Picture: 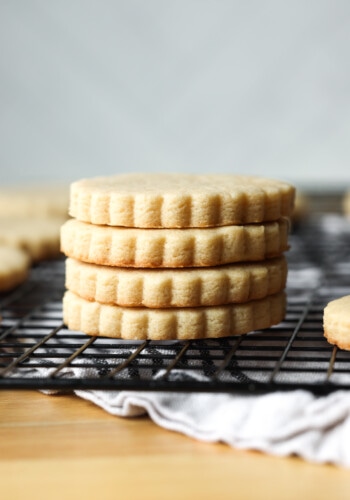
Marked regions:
[61,173,295,340]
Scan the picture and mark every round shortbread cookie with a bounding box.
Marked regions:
[343,191,350,217]
[324,295,350,350]
[63,290,286,340]
[69,173,295,228]
[0,216,65,262]
[65,256,287,308]
[0,245,30,292]
[60,218,289,268]
[0,184,69,218]
[292,192,309,223]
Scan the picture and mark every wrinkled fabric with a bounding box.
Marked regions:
[74,385,350,467]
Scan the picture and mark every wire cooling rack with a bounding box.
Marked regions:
[0,213,350,394]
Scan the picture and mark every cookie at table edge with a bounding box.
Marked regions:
[0,244,30,292]
[324,295,350,350]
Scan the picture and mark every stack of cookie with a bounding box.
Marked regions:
[61,174,295,340]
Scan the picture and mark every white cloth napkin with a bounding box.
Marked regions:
[68,373,350,468]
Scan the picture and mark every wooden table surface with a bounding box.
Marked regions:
[0,390,349,500]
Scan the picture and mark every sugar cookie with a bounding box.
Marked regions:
[60,218,289,268]
[343,191,350,217]
[65,256,287,308]
[292,191,310,223]
[0,184,69,218]
[0,216,65,262]
[63,290,286,340]
[0,245,30,292]
[69,173,295,228]
[324,295,350,350]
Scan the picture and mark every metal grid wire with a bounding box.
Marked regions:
[0,213,350,394]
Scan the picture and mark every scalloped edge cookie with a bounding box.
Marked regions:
[60,218,289,268]
[324,295,350,350]
[0,245,30,292]
[0,216,65,262]
[343,191,350,217]
[63,290,286,340]
[65,256,287,308]
[69,173,295,228]
[0,184,69,218]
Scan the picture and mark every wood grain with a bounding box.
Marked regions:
[0,390,349,500]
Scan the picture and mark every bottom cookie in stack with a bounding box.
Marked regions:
[0,245,31,292]
[63,289,286,340]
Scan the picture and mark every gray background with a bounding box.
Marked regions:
[1,0,350,189]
